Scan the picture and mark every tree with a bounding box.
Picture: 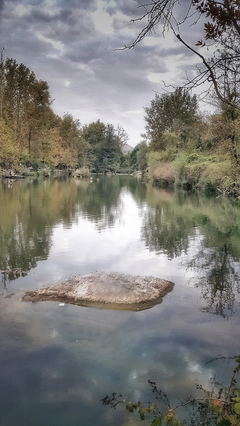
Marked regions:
[3,58,52,165]
[137,141,148,171]
[144,88,198,151]
[58,113,81,169]
[81,120,106,172]
[82,121,123,173]
[116,124,129,149]
[0,119,15,167]
[98,124,122,173]
[124,0,240,109]
[129,142,149,171]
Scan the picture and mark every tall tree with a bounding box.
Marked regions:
[81,121,123,173]
[81,120,106,172]
[99,124,122,173]
[3,58,52,164]
[0,119,15,168]
[58,113,81,169]
[144,88,198,151]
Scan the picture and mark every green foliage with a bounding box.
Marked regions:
[137,142,148,171]
[81,121,123,174]
[128,142,148,172]
[142,84,240,195]
[58,113,81,169]
[0,119,15,167]
[145,88,198,151]
[147,151,162,176]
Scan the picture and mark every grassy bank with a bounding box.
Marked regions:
[147,151,238,196]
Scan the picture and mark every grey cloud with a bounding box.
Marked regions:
[8,0,96,9]
[57,0,97,11]
[29,8,73,23]
[105,0,145,17]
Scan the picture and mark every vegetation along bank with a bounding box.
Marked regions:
[1,57,240,196]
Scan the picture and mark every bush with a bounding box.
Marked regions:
[73,167,90,178]
[200,160,231,192]
[152,162,175,187]
[146,151,162,177]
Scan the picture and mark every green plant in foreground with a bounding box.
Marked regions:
[102,355,240,425]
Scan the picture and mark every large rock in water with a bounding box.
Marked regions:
[22,272,174,311]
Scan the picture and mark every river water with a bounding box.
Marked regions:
[0,175,240,426]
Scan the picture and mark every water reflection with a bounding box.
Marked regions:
[0,177,124,279]
[1,177,240,317]
[141,187,240,317]
[1,177,240,425]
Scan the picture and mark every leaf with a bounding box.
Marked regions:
[169,420,177,426]
[217,421,231,426]
[126,404,134,412]
[151,417,162,426]
[213,401,221,412]
[139,407,147,414]
[229,415,237,424]
[233,402,240,414]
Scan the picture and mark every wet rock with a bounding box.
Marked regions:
[22,271,174,311]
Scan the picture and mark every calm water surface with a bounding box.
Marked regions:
[0,176,240,426]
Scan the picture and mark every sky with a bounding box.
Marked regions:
[0,0,206,147]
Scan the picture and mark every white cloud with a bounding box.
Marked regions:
[92,0,114,34]
[36,32,65,54]
[15,4,29,17]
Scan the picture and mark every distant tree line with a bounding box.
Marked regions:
[0,57,136,175]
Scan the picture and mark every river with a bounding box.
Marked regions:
[0,175,240,425]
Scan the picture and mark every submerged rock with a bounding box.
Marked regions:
[22,271,174,311]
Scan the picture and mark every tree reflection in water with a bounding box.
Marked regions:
[0,176,129,285]
[1,177,240,318]
[187,243,240,318]
[141,187,240,318]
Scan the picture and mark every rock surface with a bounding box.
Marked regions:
[22,271,174,311]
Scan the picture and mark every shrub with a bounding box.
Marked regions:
[152,162,175,186]
[200,160,231,192]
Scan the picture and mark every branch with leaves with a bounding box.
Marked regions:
[102,355,240,426]
[122,0,240,110]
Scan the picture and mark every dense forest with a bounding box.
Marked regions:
[0,57,240,195]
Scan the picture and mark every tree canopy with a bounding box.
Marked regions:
[144,88,198,150]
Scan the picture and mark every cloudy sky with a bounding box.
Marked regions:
[0,0,204,147]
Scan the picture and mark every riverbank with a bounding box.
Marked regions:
[146,154,238,197]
